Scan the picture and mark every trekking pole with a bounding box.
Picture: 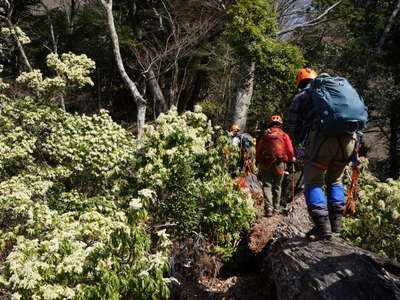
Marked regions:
[291,163,295,202]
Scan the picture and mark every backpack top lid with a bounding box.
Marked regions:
[265,126,284,135]
[308,73,368,136]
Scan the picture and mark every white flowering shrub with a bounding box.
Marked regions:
[342,161,400,261]
[0,94,256,298]
[0,65,9,92]
[136,107,256,258]
[47,53,95,88]
[0,98,172,299]
[43,109,136,187]
[16,52,95,100]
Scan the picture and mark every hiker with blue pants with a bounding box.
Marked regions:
[287,68,367,240]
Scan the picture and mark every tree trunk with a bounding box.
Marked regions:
[262,197,400,300]
[226,61,256,132]
[100,0,147,138]
[147,68,168,116]
[179,68,205,113]
[137,102,146,139]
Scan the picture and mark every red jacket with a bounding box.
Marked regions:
[256,127,295,167]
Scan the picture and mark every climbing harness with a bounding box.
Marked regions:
[291,163,295,202]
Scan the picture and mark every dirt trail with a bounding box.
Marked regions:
[174,204,286,300]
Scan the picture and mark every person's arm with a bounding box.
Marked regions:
[287,93,303,140]
[287,91,313,144]
[284,133,295,162]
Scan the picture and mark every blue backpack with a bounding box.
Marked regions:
[307,73,368,136]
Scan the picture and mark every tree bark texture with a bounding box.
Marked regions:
[262,197,400,300]
[101,0,146,138]
[228,61,256,132]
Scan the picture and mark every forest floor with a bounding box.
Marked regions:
[174,199,288,300]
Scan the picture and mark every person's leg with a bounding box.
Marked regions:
[326,182,345,233]
[260,170,274,216]
[272,162,286,211]
[303,132,339,239]
[326,134,356,233]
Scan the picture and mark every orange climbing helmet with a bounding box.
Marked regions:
[268,115,283,124]
[295,68,318,87]
[230,124,240,131]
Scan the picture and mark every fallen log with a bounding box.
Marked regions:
[262,196,400,300]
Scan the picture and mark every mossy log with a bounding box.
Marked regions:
[262,197,400,300]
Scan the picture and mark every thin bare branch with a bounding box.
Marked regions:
[277,0,343,36]
[39,1,58,53]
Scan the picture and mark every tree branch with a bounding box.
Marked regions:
[40,1,57,53]
[99,0,145,106]
[4,1,32,72]
[277,0,343,36]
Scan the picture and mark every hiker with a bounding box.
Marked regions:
[228,124,257,175]
[256,115,295,217]
[288,68,368,240]
[229,124,242,147]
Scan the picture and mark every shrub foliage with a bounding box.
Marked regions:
[342,161,400,261]
[0,96,255,299]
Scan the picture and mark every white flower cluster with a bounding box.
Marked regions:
[138,106,214,189]
[47,52,96,88]
[43,109,137,179]
[16,52,95,100]
[16,69,44,90]
[1,26,31,44]
[0,64,9,90]
[0,129,37,173]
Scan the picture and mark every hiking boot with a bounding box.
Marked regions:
[329,213,343,233]
[306,216,332,241]
[306,226,332,241]
[265,207,273,217]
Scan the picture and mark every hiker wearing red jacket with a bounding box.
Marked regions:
[256,115,295,217]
